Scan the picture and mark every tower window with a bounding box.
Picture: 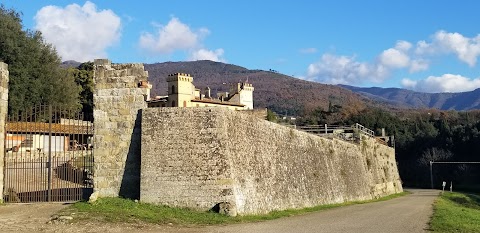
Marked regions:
[171,85,175,94]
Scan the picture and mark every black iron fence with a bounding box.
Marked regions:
[3,105,94,203]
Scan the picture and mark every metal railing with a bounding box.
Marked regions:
[297,123,374,137]
[296,123,377,144]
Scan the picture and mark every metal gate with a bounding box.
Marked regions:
[3,105,94,202]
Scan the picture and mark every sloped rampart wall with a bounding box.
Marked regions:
[141,108,403,215]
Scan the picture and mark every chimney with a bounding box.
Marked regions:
[205,87,211,98]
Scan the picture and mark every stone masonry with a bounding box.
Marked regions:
[93,59,149,199]
[141,108,403,215]
[0,62,8,202]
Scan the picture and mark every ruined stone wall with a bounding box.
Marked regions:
[0,62,8,202]
[141,108,402,215]
[93,59,149,199]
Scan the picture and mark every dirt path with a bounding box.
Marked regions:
[0,203,67,232]
[0,189,439,233]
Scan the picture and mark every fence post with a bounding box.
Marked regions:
[429,161,434,189]
[47,105,52,202]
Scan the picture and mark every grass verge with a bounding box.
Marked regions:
[64,191,408,226]
[430,192,480,232]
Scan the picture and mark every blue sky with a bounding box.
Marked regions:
[3,0,480,93]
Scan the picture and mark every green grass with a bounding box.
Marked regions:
[64,191,408,226]
[430,192,480,232]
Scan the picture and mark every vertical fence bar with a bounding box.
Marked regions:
[47,105,52,202]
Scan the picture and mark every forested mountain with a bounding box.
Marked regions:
[340,85,480,111]
[145,61,387,120]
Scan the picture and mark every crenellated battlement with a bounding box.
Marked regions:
[166,73,193,83]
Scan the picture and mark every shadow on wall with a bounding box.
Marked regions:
[119,109,142,199]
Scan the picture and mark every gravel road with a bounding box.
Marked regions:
[0,189,439,233]
[197,189,440,233]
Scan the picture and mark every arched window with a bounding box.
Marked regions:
[171,100,176,107]
[171,85,175,94]
[183,101,187,107]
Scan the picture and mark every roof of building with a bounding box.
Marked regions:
[6,122,93,135]
[191,98,245,107]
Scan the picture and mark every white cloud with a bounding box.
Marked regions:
[139,17,206,54]
[305,54,389,84]
[401,78,417,89]
[379,48,410,68]
[189,48,225,62]
[34,1,121,62]
[416,31,480,66]
[299,48,317,54]
[409,59,429,73]
[138,17,224,61]
[415,40,435,55]
[305,31,480,87]
[395,40,412,51]
[379,41,412,68]
[304,39,432,85]
[402,74,480,93]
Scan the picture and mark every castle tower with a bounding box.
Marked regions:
[229,82,254,109]
[239,83,254,109]
[166,73,194,107]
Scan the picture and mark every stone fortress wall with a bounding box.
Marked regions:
[0,62,9,202]
[140,107,403,215]
[92,59,150,199]
[88,60,402,215]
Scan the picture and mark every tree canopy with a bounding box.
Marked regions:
[299,106,480,191]
[0,5,81,115]
[69,61,94,115]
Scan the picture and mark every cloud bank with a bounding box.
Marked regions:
[34,1,121,62]
[305,31,480,93]
[139,17,225,62]
[402,74,480,93]
[416,31,480,67]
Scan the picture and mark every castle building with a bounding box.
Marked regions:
[147,73,254,110]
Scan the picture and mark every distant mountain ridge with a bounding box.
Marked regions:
[63,59,480,113]
[340,85,480,111]
[144,60,372,117]
[61,60,81,68]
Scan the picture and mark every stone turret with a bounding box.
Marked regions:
[166,73,194,107]
[229,82,254,110]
